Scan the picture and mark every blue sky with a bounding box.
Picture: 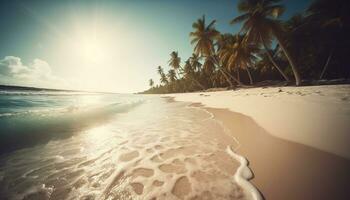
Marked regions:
[0,0,312,92]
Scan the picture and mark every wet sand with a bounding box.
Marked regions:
[0,98,252,200]
[203,106,350,200]
[167,85,350,159]
[1,94,348,199]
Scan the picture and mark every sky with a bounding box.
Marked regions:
[0,0,312,93]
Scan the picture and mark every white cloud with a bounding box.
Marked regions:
[0,56,69,89]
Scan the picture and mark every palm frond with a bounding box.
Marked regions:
[230,13,250,24]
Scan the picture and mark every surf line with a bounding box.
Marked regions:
[189,103,263,200]
[226,146,263,200]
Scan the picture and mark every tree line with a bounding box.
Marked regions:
[143,0,349,94]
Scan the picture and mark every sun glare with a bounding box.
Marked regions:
[73,33,107,64]
[64,20,119,66]
[52,17,142,92]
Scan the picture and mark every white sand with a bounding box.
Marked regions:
[167,85,350,159]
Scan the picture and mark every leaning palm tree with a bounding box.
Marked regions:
[189,53,202,72]
[202,56,217,87]
[167,69,177,83]
[216,33,235,52]
[160,73,168,86]
[183,60,195,89]
[202,56,216,76]
[219,34,259,85]
[190,15,242,87]
[231,0,301,85]
[149,79,154,88]
[183,59,205,90]
[167,69,177,92]
[157,66,168,86]
[257,52,276,73]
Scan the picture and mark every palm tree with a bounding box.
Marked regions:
[167,69,177,83]
[168,51,182,78]
[189,53,202,72]
[231,0,301,85]
[190,15,219,56]
[216,33,235,52]
[168,51,181,70]
[183,58,205,90]
[169,51,191,91]
[160,73,168,86]
[201,56,216,87]
[307,0,346,79]
[157,66,164,76]
[190,15,242,87]
[202,56,216,76]
[183,59,193,78]
[149,79,154,88]
[308,0,346,27]
[183,59,195,89]
[157,66,168,86]
[257,52,276,73]
[167,69,177,92]
[219,34,259,85]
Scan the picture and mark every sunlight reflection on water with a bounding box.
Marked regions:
[0,97,246,200]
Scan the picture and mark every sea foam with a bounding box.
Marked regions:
[0,96,261,200]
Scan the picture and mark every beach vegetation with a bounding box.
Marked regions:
[143,0,349,93]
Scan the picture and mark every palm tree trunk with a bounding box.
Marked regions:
[177,67,187,92]
[259,32,290,82]
[273,31,301,86]
[218,68,233,88]
[191,75,205,90]
[246,68,253,85]
[319,49,334,80]
[236,68,240,82]
[223,68,244,86]
[211,58,233,88]
[180,65,205,91]
[211,56,243,86]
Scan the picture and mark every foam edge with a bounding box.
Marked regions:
[226,146,263,200]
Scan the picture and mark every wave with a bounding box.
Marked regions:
[0,100,143,154]
[0,108,66,118]
[0,90,100,96]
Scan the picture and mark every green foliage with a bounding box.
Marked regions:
[143,0,350,94]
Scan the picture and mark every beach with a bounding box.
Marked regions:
[0,0,349,199]
[0,90,258,200]
[168,84,350,199]
[0,85,349,199]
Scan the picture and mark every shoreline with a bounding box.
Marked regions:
[185,100,263,200]
[202,106,350,200]
[163,84,350,199]
[165,84,350,159]
[1,97,253,199]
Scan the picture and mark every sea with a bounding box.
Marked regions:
[0,88,260,200]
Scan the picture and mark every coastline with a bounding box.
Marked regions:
[166,84,350,159]
[1,96,261,200]
[204,106,350,200]
[165,84,350,199]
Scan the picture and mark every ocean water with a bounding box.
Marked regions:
[0,90,260,200]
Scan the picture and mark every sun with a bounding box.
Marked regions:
[76,35,106,64]
[66,22,116,65]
